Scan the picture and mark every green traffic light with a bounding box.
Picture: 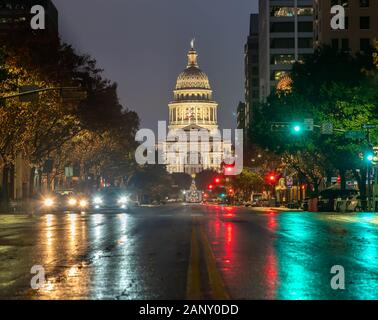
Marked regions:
[291,124,302,134]
[366,153,374,162]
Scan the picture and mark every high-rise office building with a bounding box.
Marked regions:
[259,0,314,101]
[244,14,259,131]
[236,101,246,130]
[0,0,59,42]
[314,0,378,54]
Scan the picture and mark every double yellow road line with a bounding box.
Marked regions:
[186,220,230,300]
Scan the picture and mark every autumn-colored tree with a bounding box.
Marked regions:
[0,40,140,204]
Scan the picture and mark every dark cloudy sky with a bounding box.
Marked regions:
[54,0,258,131]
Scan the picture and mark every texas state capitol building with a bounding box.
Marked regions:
[162,41,231,175]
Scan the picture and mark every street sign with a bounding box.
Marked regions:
[321,122,333,135]
[285,176,293,189]
[345,131,365,140]
[271,122,291,132]
[304,118,314,131]
[373,146,378,166]
[362,124,376,129]
[61,88,87,103]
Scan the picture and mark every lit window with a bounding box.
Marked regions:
[270,7,295,17]
[297,7,314,16]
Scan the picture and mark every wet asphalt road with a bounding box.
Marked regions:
[0,204,378,300]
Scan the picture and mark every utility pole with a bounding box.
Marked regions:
[366,129,371,211]
[362,124,376,212]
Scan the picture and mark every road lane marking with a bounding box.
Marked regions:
[186,226,201,299]
[199,226,230,300]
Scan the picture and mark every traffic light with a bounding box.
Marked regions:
[365,151,374,163]
[266,172,278,185]
[224,165,234,174]
[271,121,308,135]
[364,146,374,163]
[291,123,303,135]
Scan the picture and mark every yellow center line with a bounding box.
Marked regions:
[186,217,230,300]
[186,225,201,300]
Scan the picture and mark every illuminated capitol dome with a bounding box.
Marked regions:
[163,40,230,175]
[168,40,218,131]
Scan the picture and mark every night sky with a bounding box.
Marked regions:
[54,0,258,131]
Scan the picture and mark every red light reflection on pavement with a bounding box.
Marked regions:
[265,250,278,299]
[267,214,277,231]
[265,213,278,299]
[223,206,236,218]
[223,222,235,270]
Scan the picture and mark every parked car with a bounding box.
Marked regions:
[335,194,361,212]
[318,188,359,212]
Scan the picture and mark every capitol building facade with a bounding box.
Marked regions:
[162,41,231,175]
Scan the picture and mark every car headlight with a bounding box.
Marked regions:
[93,197,103,204]
[79,199,88,208]
[43,198,54,207]
[118,196,128,204]
[68,198,77,206]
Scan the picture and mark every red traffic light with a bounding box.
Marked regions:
[266,172,278,185]
[224,164,234,174]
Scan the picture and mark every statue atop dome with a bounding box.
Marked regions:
[187,45,198,68]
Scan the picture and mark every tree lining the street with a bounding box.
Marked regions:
[129,164,174,203]
[250,46,378,200]
[230,168,265,200]
[0,39,140,203]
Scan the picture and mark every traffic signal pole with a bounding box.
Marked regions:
[271,121,377,212]
[0,86,87,104]
[366,128,374,212]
